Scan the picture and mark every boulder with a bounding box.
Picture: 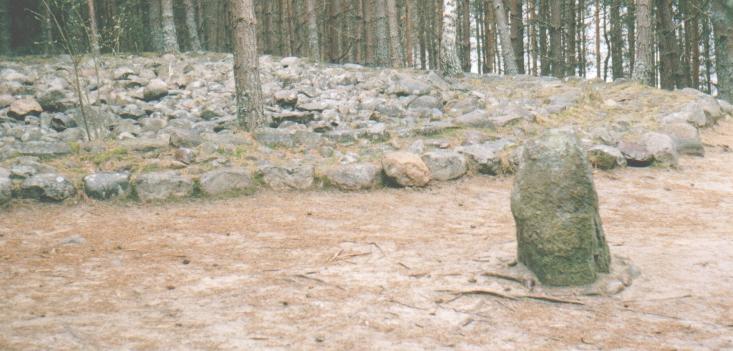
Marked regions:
[511,129,611,286]
[15,141,72,157]
[50,114,77,132]
[455,110,495,128]
[587,145,626,170]
[661,103,708,127]
[143,79,169,101]
[643,132,678,168]
[661,123,704,156]
[382,152,431,187]
[134,171,193,202]
[254,128,294,148]
[387,75,432,96]
[199,168,254,196]
[618,138,653,167]
[8,98,43,119]
[273,90,299,107]
[408,95,443,111]
[460,140,514,175]
[259,164,315,191]
[19,173,77,202]
[421,150,468,181]
[0,169,10,205]
[325,163,381,191]
[83,172,131,200]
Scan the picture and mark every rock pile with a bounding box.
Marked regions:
[0,53,730,204]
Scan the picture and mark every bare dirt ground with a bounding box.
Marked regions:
[2,122,733,351]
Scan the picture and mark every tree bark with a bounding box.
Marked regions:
[493,0,518,74]
[656,0,684,89]
[160,0,179,52]
[441,0,463,75]
[230,0,266,130]
[406,0,416,67]
[306,0,320,61]
[386,0,404,67]
[549,0,563,77]
[632,0,653,85]
[595,0,601,78]
[483,0,496,73]
[0,0,10,55]
[374,0,390,66]
[458,0,471,71]
[87,0,101,56]
[712,0,733,102]
[565,0,576,76]
[183,0,202,51]
[626,0,636,77]
[509,0,524,74]
[610,0,623,79]
[539,0,549,75]
[529,0,538,75]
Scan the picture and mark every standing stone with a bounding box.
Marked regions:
[511,129,611,286]
[382,152,431,187]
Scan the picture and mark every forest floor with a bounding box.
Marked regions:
[1,121,732,350]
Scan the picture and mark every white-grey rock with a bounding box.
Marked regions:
[421,150,467,181]
[587,145,627,170]
[260,164,315,191]
[661,123,704,156]
[135,171,193,201]
[199,168,253,196]
[19,173,76,202]
[143,79,169,101]
[325,163,381,191]
[643,132,678,167]
[83,172,131,200]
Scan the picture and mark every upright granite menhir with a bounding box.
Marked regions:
[511,129,611,286]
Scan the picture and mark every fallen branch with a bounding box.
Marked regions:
[521,294,585,306]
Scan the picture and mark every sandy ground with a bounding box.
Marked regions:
[1,122,733,351]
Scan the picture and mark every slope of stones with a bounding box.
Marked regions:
[0,53,731,205]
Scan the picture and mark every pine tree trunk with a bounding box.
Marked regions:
[702,8,712,93]
[689,0,700,89]
[441,0,463,75]
[160,0,179,52]
[484,0,496,73]
[626,0,636,77]
[595,0,601,78]
[183,0,202,51]
[87,0,101,55]
[406,0,416,67]
[610,0,623,79]
[459,0,471,71]
[539,0,549,75]
[565,0,576,76]
[632,0,653,85]
[529,0,538,75]
[493,0,518,74]
[549,0,563,77]
[374,0,390,66]
[387,0,404,67]
[42,2,54,55]
[656,0,684,89]
[509,0,525,74]
[0,0,10,55]
[230,0,266,130]
[306,0,320,61]
[712,0,733,102]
